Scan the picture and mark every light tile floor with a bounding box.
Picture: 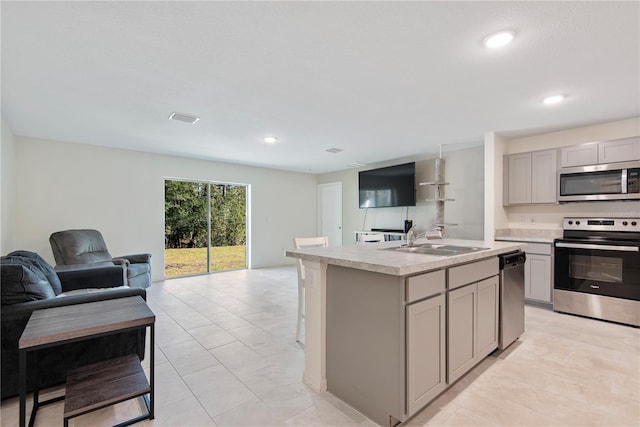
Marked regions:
[1,266,638,426]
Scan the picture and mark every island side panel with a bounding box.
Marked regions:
[326,265,405,426]
[301,260,328,391]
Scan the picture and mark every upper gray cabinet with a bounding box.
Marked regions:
[598,137,640,164]
[560,143,598,167]
[504,149,558,206]
[560,137,640,167]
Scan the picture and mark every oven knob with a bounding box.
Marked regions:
[576,220,581,225]
[568,220,573,225]
[623,221,628,226]
[632,221,638,226]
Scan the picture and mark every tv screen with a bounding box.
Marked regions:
[359,162,416,208]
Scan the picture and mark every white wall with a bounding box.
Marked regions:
[502,117,640,229]
[318,145,485,244]
[1,116,16,254]
[12,137,319,281]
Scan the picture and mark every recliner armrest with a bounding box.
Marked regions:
[116,254,152,264]
[112,258,131,267]
[56,263,127,291]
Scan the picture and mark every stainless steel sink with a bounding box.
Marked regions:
[384,243,489,256]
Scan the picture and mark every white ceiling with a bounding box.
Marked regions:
[2,1,639,174]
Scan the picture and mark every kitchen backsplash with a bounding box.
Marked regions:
[495,228,562,239]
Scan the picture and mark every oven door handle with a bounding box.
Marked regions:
[555,242,640,252]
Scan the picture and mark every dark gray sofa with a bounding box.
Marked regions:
[1,250,146,399]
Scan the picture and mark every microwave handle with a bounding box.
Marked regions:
[621,169,628,194]
[555,242,639,252]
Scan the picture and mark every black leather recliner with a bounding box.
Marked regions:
[49,229,152,288]
[0,250,146,399]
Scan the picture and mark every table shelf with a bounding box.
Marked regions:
[64,354,150,420]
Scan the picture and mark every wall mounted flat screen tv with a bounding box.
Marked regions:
[359,162,416,208]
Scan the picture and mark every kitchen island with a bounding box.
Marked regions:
[286,238,524,427]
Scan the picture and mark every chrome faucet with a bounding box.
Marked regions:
[406,226,443,246]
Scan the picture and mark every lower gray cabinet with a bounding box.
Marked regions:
[447,276,499,384]
[476,276,499,360]
[406,294,446,416]
[447,284,477,384]
[525,253,552,303]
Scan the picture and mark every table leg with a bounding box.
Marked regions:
[149,323,154,419]
[19,350,26,427]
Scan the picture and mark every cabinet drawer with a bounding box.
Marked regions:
[524,242,552,255]
[406,269,446,303]
[448,257,498,290]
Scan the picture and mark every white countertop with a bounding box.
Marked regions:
[286,238,525,276]
[495,236,557,244]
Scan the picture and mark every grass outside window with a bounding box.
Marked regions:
[165,246,246,277]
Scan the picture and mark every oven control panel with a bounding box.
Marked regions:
[563,217,640,232]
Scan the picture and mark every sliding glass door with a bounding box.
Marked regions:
[210,183,247,271]
[164,179,247,278]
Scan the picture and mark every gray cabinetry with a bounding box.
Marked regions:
[476,276,499,359]
[504,149,557,205]
[447,259,499,385]
[598,137,640,163]
[524,243,553,304]
[531,150,558,203]
[447,283,477,384]
[560,143,598,167]
[561,137,640,167]
[406,294,446,416]
[326,256,500,426]
[506,153,531,204]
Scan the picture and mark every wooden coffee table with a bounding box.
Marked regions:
[18,296,155,427]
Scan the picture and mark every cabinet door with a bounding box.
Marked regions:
[447,284,477,384]
[531,149,557,204]
[506,153,532,205]
[525,254,552,303]
[560,143,598,167]
[598,137,640,163]
[406,295,446,416]
[476,276,499,360]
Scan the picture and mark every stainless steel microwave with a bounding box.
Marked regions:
[558,160,640,202]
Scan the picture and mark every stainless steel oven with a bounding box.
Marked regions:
[558,161,640,202]
[554,218,640,327]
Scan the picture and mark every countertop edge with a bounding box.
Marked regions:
[286,241,526,276]
[495,237,557,244]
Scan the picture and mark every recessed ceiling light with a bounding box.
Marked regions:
[168,112,200,124]
[483,31,514,49]
[543,94,566,105]
[263,136,278,143]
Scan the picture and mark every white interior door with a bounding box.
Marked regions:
[318,182,342,246]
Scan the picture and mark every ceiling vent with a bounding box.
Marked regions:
[325,147,344,154]
[169,112,200,124]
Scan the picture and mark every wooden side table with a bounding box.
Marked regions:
[18,296,155,427]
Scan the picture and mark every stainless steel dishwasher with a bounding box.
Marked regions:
[498,251,526,350]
